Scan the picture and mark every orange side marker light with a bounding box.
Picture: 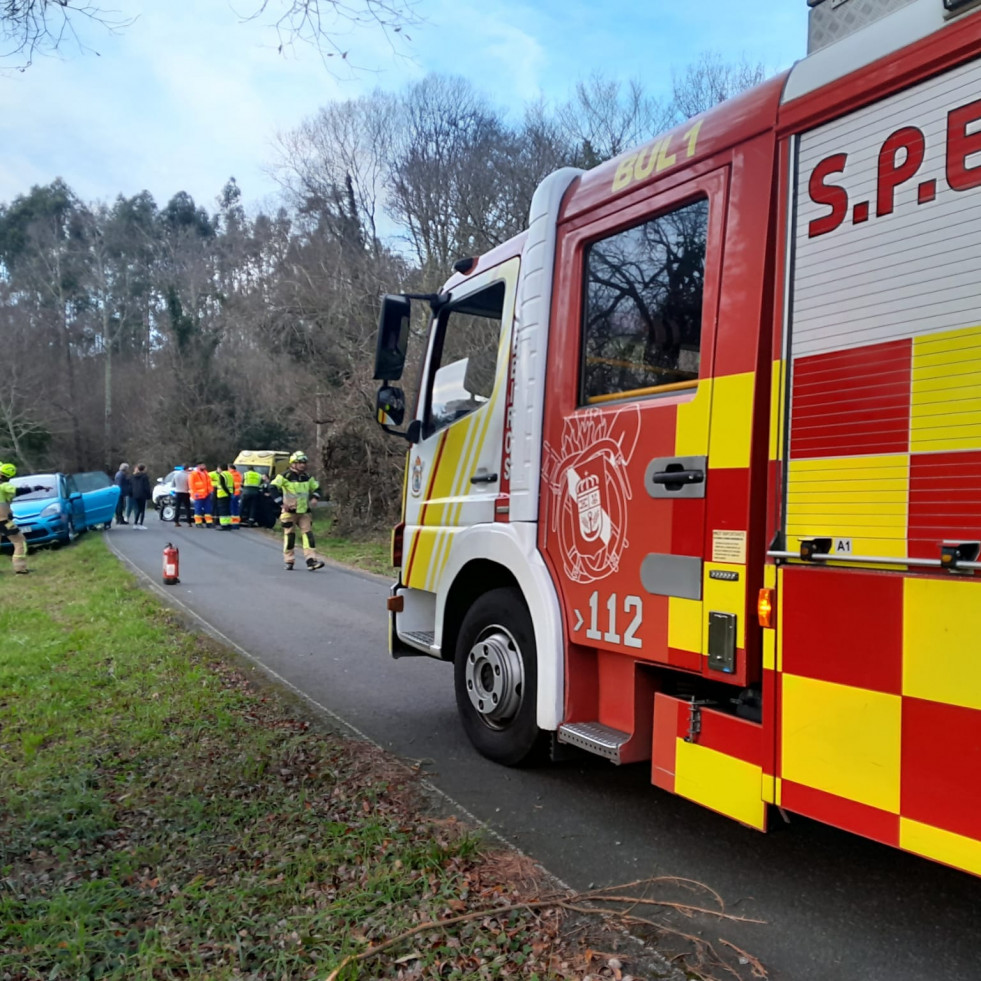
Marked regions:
[757,588,775,629]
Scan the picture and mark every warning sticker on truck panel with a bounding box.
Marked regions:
[712,530,747,564]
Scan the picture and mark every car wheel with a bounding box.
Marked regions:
[453,586,542,766]
[160,502,177,522]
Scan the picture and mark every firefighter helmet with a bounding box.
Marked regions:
[0,462,16,478]
[290,451,308,464]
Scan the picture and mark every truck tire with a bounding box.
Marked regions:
[453,587,542,766]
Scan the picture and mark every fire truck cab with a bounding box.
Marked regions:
[374,0,981,878]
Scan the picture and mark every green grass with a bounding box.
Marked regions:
[0,536,566,981]
[318,532,392,577]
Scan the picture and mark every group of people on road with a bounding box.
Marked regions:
[112,462,152,528]
[176,461,271,530]
[125,452,327,571]
[3,450,328,577]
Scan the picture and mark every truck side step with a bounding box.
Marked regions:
[557,722,631,764]
[401,630,437,655]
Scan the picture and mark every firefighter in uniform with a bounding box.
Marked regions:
[0,462,31,574]
[271,452,326,571]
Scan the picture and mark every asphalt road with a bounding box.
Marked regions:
[104,518,981,981]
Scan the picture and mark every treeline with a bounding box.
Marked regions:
[0,59,762,532]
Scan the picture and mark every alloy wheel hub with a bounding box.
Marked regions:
[464,627,523,727]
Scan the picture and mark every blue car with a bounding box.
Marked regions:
[2,471,120,549]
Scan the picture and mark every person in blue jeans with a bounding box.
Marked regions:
[113,463,131,525]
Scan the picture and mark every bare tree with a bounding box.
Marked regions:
[669,51,767,123]
[491,100,576,240]
[274,92,398,254]
[0,0,133,67]
[556,74,673,167]
[240,0,420,68]
[0,285,51,469]
[388,75,514,278]
[0,182,94,468]
[0,0,419,69]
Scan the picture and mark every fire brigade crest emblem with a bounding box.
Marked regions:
[543,405,639,583]
[410,456,424,497]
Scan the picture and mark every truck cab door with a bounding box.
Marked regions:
[541,168,731,677]
[399,257,520,608]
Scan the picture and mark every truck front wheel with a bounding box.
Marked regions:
[453,587,541,766]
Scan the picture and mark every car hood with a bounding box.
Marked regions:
[10,498,58,520]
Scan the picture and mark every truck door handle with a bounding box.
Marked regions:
[649,469,704,486]
[645,455,707,499]
[470,472,499,484]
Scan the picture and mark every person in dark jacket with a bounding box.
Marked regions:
[113,463,131,525]
[127,463,152,528]
[258,472,281,528]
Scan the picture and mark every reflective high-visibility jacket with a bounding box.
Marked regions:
[0,478,31,525]
[230,468,243,495]
[271,469,321,514]
[188,468,212,500]
[242,469,262,489]
[0,480,17,522]
[210,470,234,498]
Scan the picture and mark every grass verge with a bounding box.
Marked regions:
[317,532,392,577]
[0,536,571,980]
[0,536,759,981]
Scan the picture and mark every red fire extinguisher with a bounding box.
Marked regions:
[162,542,180,585]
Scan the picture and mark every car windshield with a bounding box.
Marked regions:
[161,470,180,484]
[10,474,58,501]
[73,471,111,492]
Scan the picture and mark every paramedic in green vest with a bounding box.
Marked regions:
[271,452,326,571]
[240,466,263,527]
[0,462,31,574]
[209,465,234,530]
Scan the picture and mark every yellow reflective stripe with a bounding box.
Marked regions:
[430,321,515,589]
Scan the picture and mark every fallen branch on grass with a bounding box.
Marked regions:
[324,874,767,981]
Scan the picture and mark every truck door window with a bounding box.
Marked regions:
[428,281,504,434]
[582,196,708,403]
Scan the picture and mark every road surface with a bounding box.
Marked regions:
[103,519,981,981]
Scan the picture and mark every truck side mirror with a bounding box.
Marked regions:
[375,386,422,443]
[376,385,405,427]
[373,295,411,382]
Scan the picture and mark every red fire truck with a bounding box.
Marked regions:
[373,0,981,878]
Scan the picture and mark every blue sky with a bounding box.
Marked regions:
[0,1,809,214]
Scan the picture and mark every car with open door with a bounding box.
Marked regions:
[1,471,120,550]
[72,470,119,529]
